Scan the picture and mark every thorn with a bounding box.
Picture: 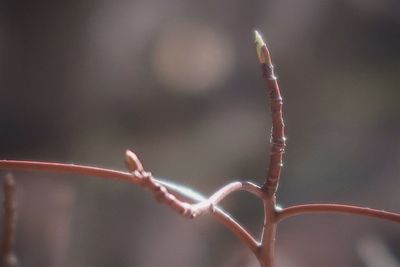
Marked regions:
[125,150,144,173]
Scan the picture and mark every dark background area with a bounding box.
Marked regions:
[0,0,399,266]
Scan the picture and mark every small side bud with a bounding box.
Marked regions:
[254,30,266,64]
[125,150,144,172]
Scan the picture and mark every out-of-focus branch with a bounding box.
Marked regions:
[277,204,400,223]
[357,235,400,267]
[1,173,18,267]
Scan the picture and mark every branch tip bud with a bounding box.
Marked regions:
[125,150,144,172]
[254,30,266,63]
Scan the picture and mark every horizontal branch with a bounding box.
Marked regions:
[277,204,400,223]
[0,160,140,184]
[0,155,260,254]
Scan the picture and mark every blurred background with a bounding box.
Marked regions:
[1,0,400,266]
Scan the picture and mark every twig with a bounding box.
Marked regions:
[125,150,263,218]
[125,150,260,253]
[255,31,286,196]
[1,173,18,267]
[277,204,400,223]
[0,160,140,184]
[0,30,399,267]
[253,30,399,266]
[213,208,259,254]
[190,181,263,217]
[255,31,283,267]
[0,154,261,254]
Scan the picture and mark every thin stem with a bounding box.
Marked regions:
[0,157,259,254]
[191,181,263,217]
[213,208,259,255]
[254,30,400,267]
[277,204,400,223]
[125,150,260,253]
[0,160,141,184]
[255,30,285,267]
[125,150,263,219]
[255,31,286,196]
[1,173,18,267]
[259,197,278,267]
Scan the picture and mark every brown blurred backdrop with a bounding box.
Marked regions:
[0,0,400,266]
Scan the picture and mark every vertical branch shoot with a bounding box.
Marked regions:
[255,31,286,196]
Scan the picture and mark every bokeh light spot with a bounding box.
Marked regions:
[152,21,235,94]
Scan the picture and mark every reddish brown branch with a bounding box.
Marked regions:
[0,154,260,254]
[187,181,263,217]
[0,31,398,267]
[213,209,259,254]
[255,31,286,196]
[1,174,18,267]
[277,204,400,223]
[125,150,263,219]
[0,160,141,184]
[125,150,260,253]
[259,197,278,267]
[129,170,262,252]
[255,31,283,267]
